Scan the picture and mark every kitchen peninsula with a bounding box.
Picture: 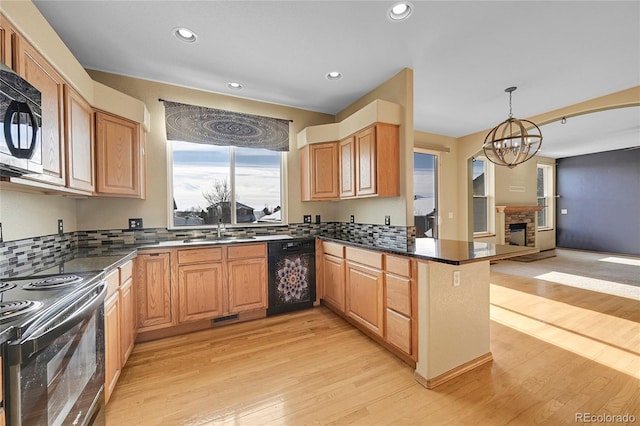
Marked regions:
[317,236,537,389]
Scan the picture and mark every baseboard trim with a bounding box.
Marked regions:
[414,352,493,389]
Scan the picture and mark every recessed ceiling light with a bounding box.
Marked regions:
[388,2,413,21]
[173,27,197,43]
[326,71,342,81]
[227,82,243,90]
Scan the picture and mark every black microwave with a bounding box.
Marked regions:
[0,61,43,176]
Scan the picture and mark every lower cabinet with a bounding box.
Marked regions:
[136,252,172,331]
[178,262,225,322]
[345,248,384,337]
[104,260,136,404]
[136,243,267,339]
[320,242,417,364]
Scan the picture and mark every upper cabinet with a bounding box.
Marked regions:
[355,123,399,198]
[300,141,339,201]
[95,111,146,198]
[17,39,66,186]
[298,99,401,202]
[300,122,399,201]
[1,11,148,198]
[64,85,94,194]
[0,14,17,69]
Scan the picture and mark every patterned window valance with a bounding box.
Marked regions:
[162,100,290,152]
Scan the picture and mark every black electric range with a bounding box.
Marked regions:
[0,270,105,343]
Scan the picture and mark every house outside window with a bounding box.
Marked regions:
[472,156,494,235]
[537,163,554,229]
[170,142,285,228]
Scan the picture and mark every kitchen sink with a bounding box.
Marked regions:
[182,236,256,243]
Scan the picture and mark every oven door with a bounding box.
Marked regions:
[6,282,106,426]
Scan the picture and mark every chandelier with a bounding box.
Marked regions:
[482,87,543,168]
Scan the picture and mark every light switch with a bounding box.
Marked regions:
[453,270,460,287]
[561,209,568,215]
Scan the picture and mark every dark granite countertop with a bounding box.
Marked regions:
[319,236,538,265]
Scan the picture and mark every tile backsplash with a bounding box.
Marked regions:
[0,222,416,278]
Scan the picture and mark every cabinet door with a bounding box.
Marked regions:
[119,277,135,366]
[300,142,339,201]
[104,292,121,404]
[345,261,384,336]
[64,85,94,192]
[0,14,17,69]
[178,263,225,322]
[136,253,172,330]
[339,136,355,198]
[355,126,376,196]
[322,254,345,312]
[18,38,66,186]
[386,308,411,354]
[228,258,267,313]
[95,111,142,197]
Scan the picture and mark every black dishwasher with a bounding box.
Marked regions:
[267,238,316,316]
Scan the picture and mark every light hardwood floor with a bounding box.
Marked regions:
[106,266,640,425]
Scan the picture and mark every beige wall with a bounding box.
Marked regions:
[413,131,459,240]
[79,71,335,231]
[416,260,490,380]
[336,68,414,226]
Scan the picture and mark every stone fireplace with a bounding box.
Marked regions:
[496,205,545,248]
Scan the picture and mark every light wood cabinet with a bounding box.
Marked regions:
[321,242,417,363]
[354,123,400,197]
[339,136,356,198]
[345,257,384,337]
[119,262,136,365]
[64,85,94,193]
[384,254,415,358]
[104,289,121,404]
[0,14,17,69]
[227,243,267,313]
[136,252,172,331]
[136,244,267,340]
[95,111,145,198]
[16,36,66,186]
[228,258,267,313]
[104,261,136,404]
[300,141,339,201]
[321,241,346,312]
[178,257,225,322]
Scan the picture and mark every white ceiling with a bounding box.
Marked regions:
[32,0,640,158]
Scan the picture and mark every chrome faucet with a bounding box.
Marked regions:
[216,205,223,237]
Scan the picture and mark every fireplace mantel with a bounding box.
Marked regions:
[496,205,545,213]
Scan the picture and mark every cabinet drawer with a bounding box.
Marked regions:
[105,269,120,299]
[345,246,382,269]
[322,241,344,258]
[178,247,223,264]
[385,255,411,277]
[227,243,266,260]
[119,260,133,283]
[386,309,411,354]
[386,274,411,316]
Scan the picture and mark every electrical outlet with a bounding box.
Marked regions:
[350,215,355,223]
[129,218,143,229]
[0,222,3,243]
[315,215,321,224]
[58,219,64,235]
[303,215,312,223]
[385,215,391,225]
[453,270,461,287]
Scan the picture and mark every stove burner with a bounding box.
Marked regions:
[23,274,83,290]
[0,300,41,321]
[0,282,17,293]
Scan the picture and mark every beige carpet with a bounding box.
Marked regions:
[491,248,640,300]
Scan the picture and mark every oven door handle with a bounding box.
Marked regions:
[7,281,107,366]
